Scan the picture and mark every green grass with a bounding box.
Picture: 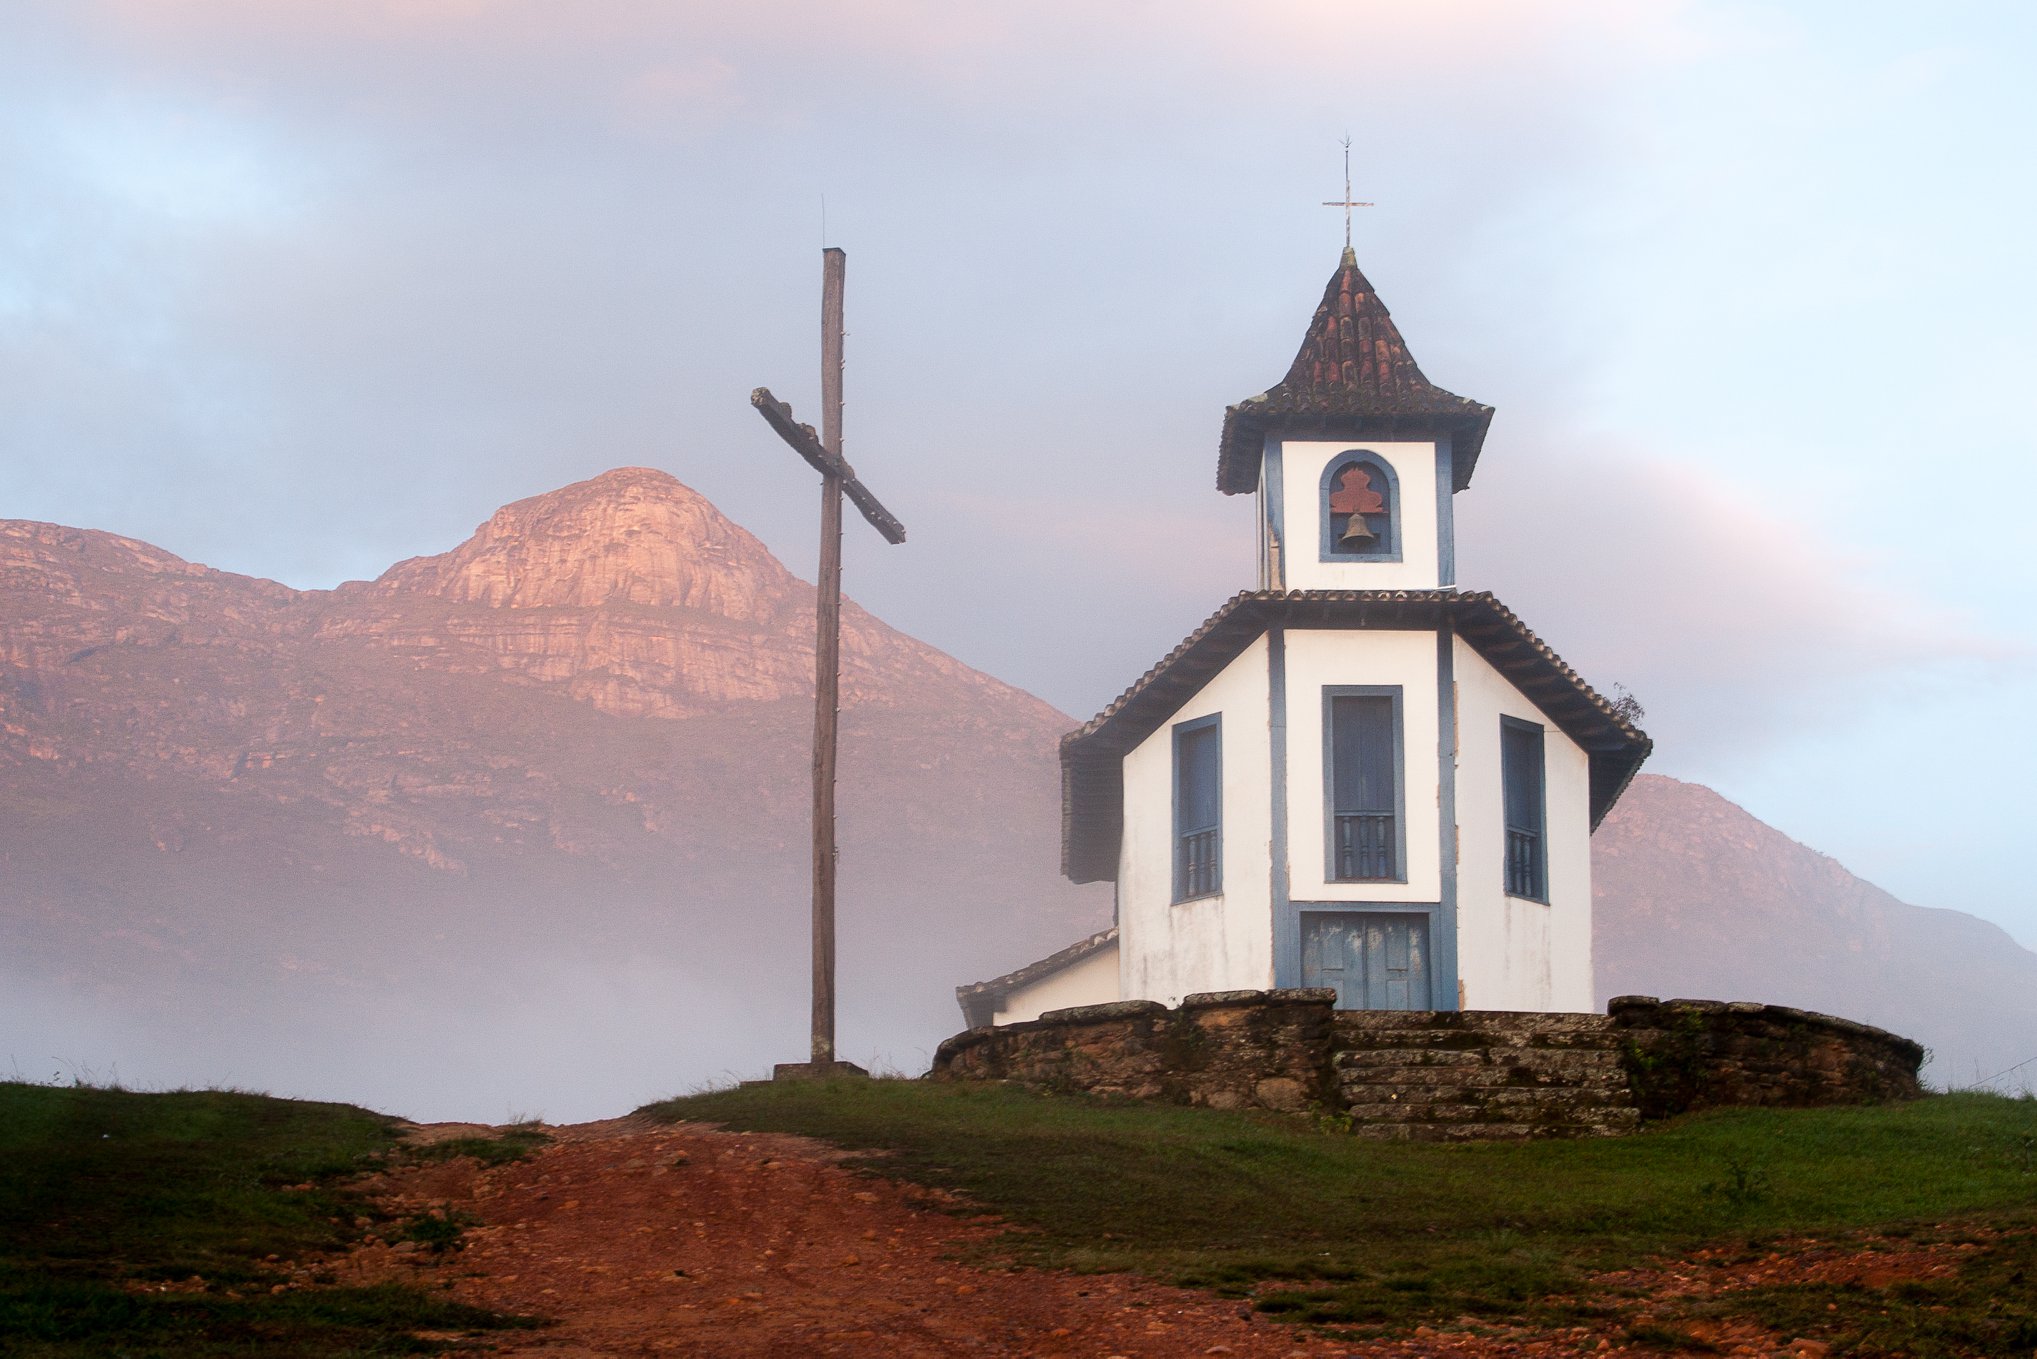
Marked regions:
[1685,1230,2037,1359]
[645,1079,2037,1347]
[0,1081,542,1357]
[403,1123,551,1168]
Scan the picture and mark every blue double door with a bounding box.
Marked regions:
[1300,911,1432,1011]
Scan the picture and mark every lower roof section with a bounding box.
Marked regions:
[1060,589,1652,883]
[955,926,1120,1030]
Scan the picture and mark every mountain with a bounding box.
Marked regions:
[1593,774,2037,1088]
[4,471,2028,1116]
[0,469,1108,1119]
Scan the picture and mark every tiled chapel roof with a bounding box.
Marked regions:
[1060,590,1652,884]
[1217,249,1494,495]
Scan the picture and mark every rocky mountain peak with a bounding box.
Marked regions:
[371,468,798,622]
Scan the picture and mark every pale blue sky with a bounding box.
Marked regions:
[2,1,2031,947]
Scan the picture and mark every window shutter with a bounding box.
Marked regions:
[1331,695,1395,814]
[1178,723,1220,834]
[1329,693,1399,882]
[1175,719,1222,899]
[1501,720,1546,899]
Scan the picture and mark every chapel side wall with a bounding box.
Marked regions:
[1453,637,1594,1012]
[1282,628,1443,906]
[992,943,1122,1026]
[1275,438,1445,592]
[1119,637,1273,1005]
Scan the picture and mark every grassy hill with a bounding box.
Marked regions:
[647,1080,2037,1355]
[4,1077,2033,1355]
[0,1081,540,1357]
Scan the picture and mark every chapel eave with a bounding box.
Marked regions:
[1216,399,1493,496]
[1059,589,1651,884]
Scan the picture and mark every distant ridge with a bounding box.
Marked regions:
[1594,774,2037,1087]
[0,469,1105,1119]
[3,472,2029,1115]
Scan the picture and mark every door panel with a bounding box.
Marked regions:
[1300,912,1431,1011]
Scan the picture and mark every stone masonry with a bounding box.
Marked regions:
[1610,995,1925,1120]
[931,990,1925,1141]
[932,991,1340,1115]
[1331,1010,1638,1141]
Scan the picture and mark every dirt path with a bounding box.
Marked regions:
[337,1118,1874,1358]
[344,1115,1360,1357]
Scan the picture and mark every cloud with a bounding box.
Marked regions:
[1457,436,2016,766]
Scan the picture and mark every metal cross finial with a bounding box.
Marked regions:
[1321,136,1373,250]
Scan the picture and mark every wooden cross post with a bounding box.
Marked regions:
[752,247,906,1079]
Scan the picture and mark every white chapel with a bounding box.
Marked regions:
[959,246,1652,1027]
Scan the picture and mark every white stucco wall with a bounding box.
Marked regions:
[1267,438,1448,592]
[1451,636,1594,1012]
[1282,628,1444,904]
[993,941,1123,1025]
[1117,636,1274,1005]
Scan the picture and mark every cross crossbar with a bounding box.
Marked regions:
[751,388,907,544]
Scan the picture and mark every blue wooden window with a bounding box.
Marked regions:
[1320,451,1400,561]
[1328,690,1401,881]
[1501,717,1547,901]
[1173,716,1222,901]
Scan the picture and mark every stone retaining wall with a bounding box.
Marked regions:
[932,990,1338,1114]
[1609,996,1925,1120]
[933,990,1927,1139]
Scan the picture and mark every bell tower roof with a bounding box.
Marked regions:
[1217,248,1494,495]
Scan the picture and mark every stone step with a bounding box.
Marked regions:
[1336,1011,1616,1036]
[1350,1113,1639,1142]
[1340,1065,1631,1093]
[1341,1085,1635,1116]
[1333,1027,1626,1054]
[1335,1046,1487,1068]
[1337,1047,1628,1076]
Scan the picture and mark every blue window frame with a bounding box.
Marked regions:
[1173,715,1222,901]
[1319,450,1401,562]
[1325,686,1405,882]
[1501,716,1547,901]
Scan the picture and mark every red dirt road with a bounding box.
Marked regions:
[340,1118,1864,1358]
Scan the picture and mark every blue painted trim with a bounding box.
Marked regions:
[1435,627,1461,1011]
[1434,435,1456,588]
[1267,628,1292,991]
[1320,684,1408,885]
[1263,437,1287,590]
[1172,713,1223,903]
[1500,714,1549,904]
[1280,899,1445,1005]
[1318,450,1403,563]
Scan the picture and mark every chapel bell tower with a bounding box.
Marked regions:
[1221,247,1494,593]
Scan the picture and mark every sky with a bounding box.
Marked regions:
[2,0,2033,950]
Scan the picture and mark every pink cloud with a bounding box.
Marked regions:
[1457,437,2016,763]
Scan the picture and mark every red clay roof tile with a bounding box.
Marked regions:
[1217,249,1494,495]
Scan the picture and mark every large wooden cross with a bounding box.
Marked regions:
[752,247,906,1078]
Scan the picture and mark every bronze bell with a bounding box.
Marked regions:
[1338,513,1377,548]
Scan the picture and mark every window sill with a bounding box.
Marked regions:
[1504,890,1551,906]
[1172,890,1223,905]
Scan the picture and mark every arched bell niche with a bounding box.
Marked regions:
[1319,451,1400,561]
